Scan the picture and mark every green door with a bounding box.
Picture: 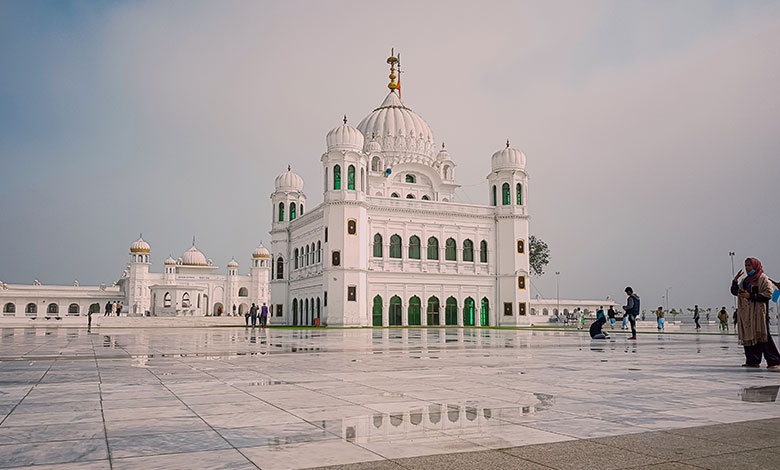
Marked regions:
[372,296,383,326]
[464,297,475,326]
[408,296,421,326]
[480,298,489,326]
[389,296,402,326]
[445,297,458,325]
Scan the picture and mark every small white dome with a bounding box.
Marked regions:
[491,141,526,171]
[274,167,304,192]
[252,243,270,258]
[327,117,364,152]
[182,244,207,266]
[366,135,382,154]
[227,258,239,268]
[437,143,452,161]
[130,236,150,253]
[164,256,176,265]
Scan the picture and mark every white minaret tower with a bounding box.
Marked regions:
[487,140,531,326]
[321,115,369,326]
[250,243,271,308]
[128,235,151,315]
[270,167,305,324]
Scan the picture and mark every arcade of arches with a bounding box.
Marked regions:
[372,295,490,327]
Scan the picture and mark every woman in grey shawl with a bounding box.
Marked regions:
[730,257,780,370]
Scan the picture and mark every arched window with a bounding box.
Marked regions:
[406,194,415,199]
[421,195,430,200]
[516,183,523,205]
[292,299,298,326]
[333,164,341,190]
[182,293,191,308]
[311,243,315,264]
[463,297,475,326]
[443,165,451,179]
[543,308,549,316]
[300,204,304,215]
[371,156,381,171]
[391,192,399,198]
[389,296,402,326]
[405,174,416,183]
[305,245,310,266]
[373,233,383,258]
[492,185,497,206]
[163,292,172,308]
[278,202,284,221]
[408,296,421,325]
[389,234,402,258]
[445,238,457,261]
[3,303,15,313]
[445,297,458,325]
[68,303,79,314]
[294,248,299,269]
[276,257,284,279]
[427,296,440,325]
[481,298,490,326]
[372,295,383,326]
[26,303,37,314]
[408,235,421,259]
[480,240,488,263]
[502,183,510,205]
[290,202,296,220]
[347,165,355,190]
[48,303,58,314]
[361,168,365,192]
[324,167,328,192]
[463,239,474,262]
[317,241,322,263]
[427,237,439,260]
[238,287,248,297]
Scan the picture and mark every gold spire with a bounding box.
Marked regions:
[506,139,510,148]
[371,132,376,139]
[288,164,291,171]
[343,115,347,124]
[387,48,399,91]
[442,142,446,149]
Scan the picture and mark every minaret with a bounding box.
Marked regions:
[128,235,151,315]
[270,167,305,324]
[251,243,271,308]
[487,140,531,326]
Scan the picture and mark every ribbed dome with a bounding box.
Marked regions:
[491,143,526,171]
[274,168,304,192]
[252,243,270,258]
[164,255,176,265]
[365,135,382,154]
[227,258,239,268]
[437,144,452,161]
[130,236,150,253]
[357,92,435,159]
[182,244,207,266]
[326,118,364,152]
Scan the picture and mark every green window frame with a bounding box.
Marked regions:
[502,183,510,205]
[480,240,488,263]
[290,202,296,220]
[389,234,402,258]
[463,239,474,262]
[333,165,341,190]
[492,185,497,206]
[427,237,439,260]
[348,165,355,190]
[516,183,523,205]
[278,202,284,222]
[373,233,383,258]
[408,235,421,259]
[445,238,456,261]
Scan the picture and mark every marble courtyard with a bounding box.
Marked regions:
[1,327,780,469]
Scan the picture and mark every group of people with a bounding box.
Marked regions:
[104,301,123,317]
[245,302,269,328]
[590,287,640,340]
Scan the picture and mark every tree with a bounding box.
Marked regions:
[529,235,550,277]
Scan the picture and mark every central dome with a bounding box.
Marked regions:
[182,244,207,266]
[356,92,435,159]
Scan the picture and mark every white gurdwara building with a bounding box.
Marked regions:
[269,53,532,327]
[0,237,270,318]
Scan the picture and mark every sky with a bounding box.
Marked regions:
[1,0,779,313]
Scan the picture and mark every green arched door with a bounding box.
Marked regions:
[389,296,402,326]
[445,297,458,325]
[480,297,490,326]
[372,295,383,326]
[427,297,440,325]
[464,297,475,326]
[408,296,421,326]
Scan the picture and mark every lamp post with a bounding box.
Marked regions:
[555,271,560,321]
[729,251,737,310]
[665,287,671,313]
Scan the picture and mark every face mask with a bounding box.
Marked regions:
[748,269,756,276]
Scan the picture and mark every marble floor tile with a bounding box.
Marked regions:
[107,429,231,458]
[112,449,256,470]
[241,439,383,470]
[104,416,211,438]
[0,438,108,468]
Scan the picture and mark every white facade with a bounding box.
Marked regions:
[269,54,533,327]
[0,238,270,318]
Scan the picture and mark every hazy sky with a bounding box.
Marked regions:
[1,0,779,313]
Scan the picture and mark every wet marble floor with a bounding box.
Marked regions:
[0,327,778,469]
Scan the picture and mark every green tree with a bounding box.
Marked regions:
[529,235,550,277]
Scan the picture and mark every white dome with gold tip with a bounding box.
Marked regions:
[182,244,208,266]
[491,141,526,171]
[357,91,436,159]
[274,167,304,192]
[326,117,364,152]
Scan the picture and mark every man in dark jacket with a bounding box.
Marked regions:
[589,317,609,339]
[623,287,640,340]
[607,306,616,328]
[250,303,258,327]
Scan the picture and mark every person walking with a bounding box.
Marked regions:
[607,306,616,328]
[731,257,780,370]
[244,306,250,326]
[250,303,258,327]
[655,306,665,331]
[623,287,640,340]
[260,303,269,328]
[104,301,112,317]
[693,304,701,329]
[717,307,729,331]
[596,306,605,321]
[116,302,122,317]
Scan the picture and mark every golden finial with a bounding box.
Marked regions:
[371,132,376,139]
[287,164,291,171]
[442,142,446,149]
[506,139,510,148]
[343,115,347,124]
[387,48,399,91]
